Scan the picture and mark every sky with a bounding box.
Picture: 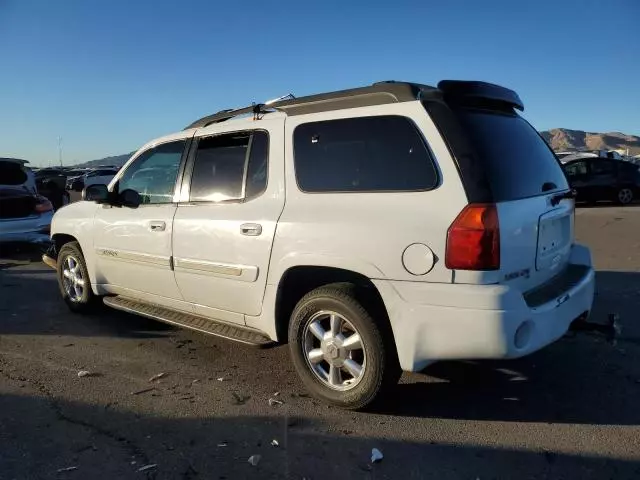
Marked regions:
[0,0,638,167]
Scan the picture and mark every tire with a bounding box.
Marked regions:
[616,187,634,205]
[288,283,400,410]
[56,242,99,313]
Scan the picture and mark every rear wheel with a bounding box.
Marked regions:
[57,242,99,313]
[288,283,400,409]
[617,187,634,205]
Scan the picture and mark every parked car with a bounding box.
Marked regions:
[71,168,119,192]
[44,80,595,409]
[0,159,54,243]
[64,169,90,190]
[34,168,70,210]
[562,157,640,205]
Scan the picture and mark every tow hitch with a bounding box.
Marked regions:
[569,313,621,345]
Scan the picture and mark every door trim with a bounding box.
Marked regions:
[95,247,172,269]
[173,257,258,282]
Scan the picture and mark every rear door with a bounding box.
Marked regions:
[448,108,574,292]
[171,118,285,324]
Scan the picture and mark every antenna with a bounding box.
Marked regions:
[58,136,63,167]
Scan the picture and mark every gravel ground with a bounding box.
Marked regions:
[1,205,639,479]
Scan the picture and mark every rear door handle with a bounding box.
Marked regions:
[149,221,166,232]
[240,223,262,236]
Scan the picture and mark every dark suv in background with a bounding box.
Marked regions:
[563,157,640,205]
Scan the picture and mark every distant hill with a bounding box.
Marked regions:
[540,129,640,155]
[76,152,133,168]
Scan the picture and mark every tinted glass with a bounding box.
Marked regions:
[190,134,250,202]
[118,141,185,204]
[294,116,438,192]
[245,131,269,200]
[591,159,615,175]
[564,161,587,176]
[454,110,569,201]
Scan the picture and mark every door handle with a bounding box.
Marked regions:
[149,221,166,232]
[240,223,262,236]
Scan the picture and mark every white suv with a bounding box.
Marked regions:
[45,80,595,409]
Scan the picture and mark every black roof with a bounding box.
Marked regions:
[185,80,523,130]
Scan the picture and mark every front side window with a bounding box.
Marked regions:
[189,131,268,202]
[293,116,438,193]
[118,140,185,204]
[564,161,587,177]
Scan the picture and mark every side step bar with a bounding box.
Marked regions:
[103,296,273,347]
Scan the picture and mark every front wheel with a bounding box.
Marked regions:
[617,187,634,205]
[288,283,400,410]
[56,242,99,313]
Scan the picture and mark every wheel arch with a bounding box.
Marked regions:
[273,265,394,347]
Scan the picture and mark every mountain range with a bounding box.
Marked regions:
[75,128,640,167]
[540,129,640,156]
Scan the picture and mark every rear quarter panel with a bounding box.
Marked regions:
[268,101,467,285]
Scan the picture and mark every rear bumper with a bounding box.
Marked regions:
[0,212,53,244]
[375,244,595,372]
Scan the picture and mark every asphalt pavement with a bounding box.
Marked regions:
[1,205,639,479]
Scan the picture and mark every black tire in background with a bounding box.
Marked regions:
[288,283,400,410]
[56,241,99,313]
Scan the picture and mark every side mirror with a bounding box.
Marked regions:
[119,189,141,208]
[82,184,109,203]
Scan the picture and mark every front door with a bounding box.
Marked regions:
[93,139,189,304]
[172,119,285,324]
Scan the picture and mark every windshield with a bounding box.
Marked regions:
[453,110,569,201]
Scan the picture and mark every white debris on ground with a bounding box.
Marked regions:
[148,372,167,382]
[248,455,261,466]
[137,464,157,472]
[371,448,383,463]
[56,466,78,473]
[77,370,91,378]
[271,439,279,447]
[268,398,283,406]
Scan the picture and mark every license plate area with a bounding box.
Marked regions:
[536,212,571,271]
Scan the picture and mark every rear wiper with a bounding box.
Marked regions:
[550,189,577,206]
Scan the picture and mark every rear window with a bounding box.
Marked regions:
[454,110,569,201]
[0,162,28,185]
[294,116,438,193]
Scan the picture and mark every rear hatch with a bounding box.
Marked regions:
[427,82,574,294]
[0,187,37,219]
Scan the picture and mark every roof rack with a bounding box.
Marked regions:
[183,80,525,130]
[184,81,437,130]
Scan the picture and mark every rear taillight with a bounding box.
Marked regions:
[35,196,53,213]
[445,203,500,270]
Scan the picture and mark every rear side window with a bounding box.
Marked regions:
[189,131,268,202]
[453,110,569,201]
[591,159,615,176]
[293,116,438,192]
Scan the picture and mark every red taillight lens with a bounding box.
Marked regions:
[445,203,500,270]
[35,196,53,213]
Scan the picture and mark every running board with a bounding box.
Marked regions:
[103,296,273,346]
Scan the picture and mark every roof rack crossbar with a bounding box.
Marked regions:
[185,104,268,130]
